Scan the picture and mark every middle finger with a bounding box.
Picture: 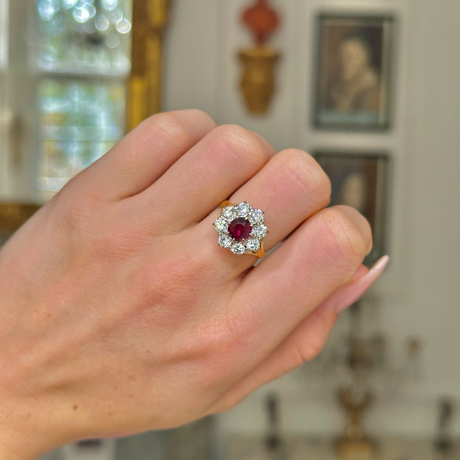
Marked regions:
[132,124,275,233]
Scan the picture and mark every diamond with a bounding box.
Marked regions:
[231,242,246,255]
[236,202,250,218]
[222,206,237,221]
[251,225,268,238]
[214,217,228,233]
[249,208,264,225]
[245,238,260,252]
[216,201,267,257]
[228,218,252,241]
[218,234,233,248]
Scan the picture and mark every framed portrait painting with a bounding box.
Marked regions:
[313,14,395,130]
[315,152,389,266]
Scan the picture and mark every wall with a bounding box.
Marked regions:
[0,0,38,201]
[163,0,460,438]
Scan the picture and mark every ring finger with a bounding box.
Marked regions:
[195,149,332,274]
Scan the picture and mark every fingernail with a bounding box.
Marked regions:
[334,255,389,314]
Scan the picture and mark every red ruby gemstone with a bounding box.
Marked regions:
[228,218,252,241]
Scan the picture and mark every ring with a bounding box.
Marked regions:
[214,200,267,258]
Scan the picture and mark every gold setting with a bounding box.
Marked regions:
[219,200,266,258]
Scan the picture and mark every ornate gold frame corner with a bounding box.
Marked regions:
[0,203,40,245]
[126,0,173,132]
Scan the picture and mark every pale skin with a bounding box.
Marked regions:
[0,110,388,460]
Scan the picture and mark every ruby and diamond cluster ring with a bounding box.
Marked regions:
[214,201,268,258]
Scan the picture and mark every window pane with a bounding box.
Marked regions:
[37,78,125,196]
[0,0,8,70]
[36,0,132,74]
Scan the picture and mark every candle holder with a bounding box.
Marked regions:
[300,296,423,460]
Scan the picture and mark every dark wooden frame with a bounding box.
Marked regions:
[312,13,395,132]
[314,151,390,266]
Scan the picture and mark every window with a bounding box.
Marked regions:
[37,78,125,194]
[35,0,132,199]
[36,0,132,74]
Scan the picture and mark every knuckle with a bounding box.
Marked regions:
[275,150,331,205]
[292,337,324,365]
[182,109,217,129]
[320,207,368,268]
[144,112,192,149]
[290,310,338,367]
[217,124,268,169]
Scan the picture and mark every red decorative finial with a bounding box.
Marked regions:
[242,0,279,46]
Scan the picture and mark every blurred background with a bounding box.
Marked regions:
[0,0,459,459]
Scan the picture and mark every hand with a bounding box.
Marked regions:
[0,110,385,460]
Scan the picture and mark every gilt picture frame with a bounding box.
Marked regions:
[0,203,40,248]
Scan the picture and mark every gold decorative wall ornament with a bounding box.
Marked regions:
[126,0,172,132]
[239,45,279,115]
[239,0,280,115]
